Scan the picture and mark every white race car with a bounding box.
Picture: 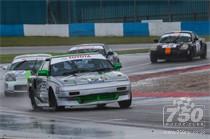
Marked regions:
[4,54,51,96]
[68,43,121,65]
[28,53,132,111]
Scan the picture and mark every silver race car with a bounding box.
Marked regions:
[28,53,132,111]
[68,43,121,65]
[4,54,51,96]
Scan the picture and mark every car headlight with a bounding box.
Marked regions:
[5,74,16,81]
[180,44,189,50]
[150,45,157,51]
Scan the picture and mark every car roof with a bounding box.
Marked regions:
[164,31,193,35]
[51,52,105,58]
[73,43,105,47]
[50,53,106,64]
[12,54,51,63]
[14,54,51,60]
[69,43,105,51]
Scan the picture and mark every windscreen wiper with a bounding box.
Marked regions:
[62,70,79,76]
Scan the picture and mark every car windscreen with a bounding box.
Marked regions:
[70,49,106,56]
[50,59,113,76]
[159,33,192,43]
[9,60,43,72]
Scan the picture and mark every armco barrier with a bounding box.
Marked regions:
[95,23,123,37]
[123,23,149,36]
[24,24,69,37]
[69,23,94,37]
[181,21,210,36]
[0,24,24,36]
[0,21,209,37]
[149,22,181,36]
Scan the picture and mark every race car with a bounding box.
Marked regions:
[68,43,121,65]
[4,54,51,96]
[150,31,207,63]
[28,53,132,111]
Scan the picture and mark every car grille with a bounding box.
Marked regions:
[14,85,27,91]
[76,93,119,104]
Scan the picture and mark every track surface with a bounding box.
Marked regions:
[0,43,151,54]
[0,43,210,138]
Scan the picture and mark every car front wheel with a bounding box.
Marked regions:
[29,88,40,111]
[49,89,58,111]
[118,93,132,109]
[150,52,158,63]
[200,45,207,59]
[186,49,193,61]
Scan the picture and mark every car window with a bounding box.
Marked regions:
[9,60,43,71]
[40,61,49,71]
[50,59,113,76]
[159,33,192,43]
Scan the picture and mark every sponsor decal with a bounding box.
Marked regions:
[162,44,177,48]
[68,55,91,59]
[163,97,206,134]
[51,54,105,64]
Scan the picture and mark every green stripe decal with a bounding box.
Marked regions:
[25,70,31,79]
[76,93,119,104]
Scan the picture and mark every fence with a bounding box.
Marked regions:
[0,0,209,24]
[1,21,209,37]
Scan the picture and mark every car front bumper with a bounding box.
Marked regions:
[151,48,190,59]
[5,79,28,94]
[55,80,131,107]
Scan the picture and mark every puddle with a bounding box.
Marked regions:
[0,113,116,138]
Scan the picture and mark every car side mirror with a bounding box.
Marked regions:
[153,39,159,43]
[107,51,114,55]
[113,63,122,71]
[194,38,199,41]
[38,70,49,76]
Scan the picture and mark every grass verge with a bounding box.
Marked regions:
[0,36,158,47]
[1,36,209,47]
[0,48,149,63]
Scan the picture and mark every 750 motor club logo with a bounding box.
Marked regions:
[163,97,205,128]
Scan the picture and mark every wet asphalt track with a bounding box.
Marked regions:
[0,44,210,138]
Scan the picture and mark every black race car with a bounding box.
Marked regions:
[150,31,207,63]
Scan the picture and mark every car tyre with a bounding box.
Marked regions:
[118,92,132,109]
[200,45,207,59]
[4,91,10,97]
[150,52,158,63]
[49,89,58,111]
[97,104,106,109]
[187,50,193,61]
[29,88,40,111]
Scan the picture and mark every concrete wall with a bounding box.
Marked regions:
[69,23,94,37]
[149,22,181,36]
[0,21,209,37]
[24,24,69,37]
[0,24,24,36]
[181,21,210,36]
[95,23,123,37]
[123,23,149,36]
